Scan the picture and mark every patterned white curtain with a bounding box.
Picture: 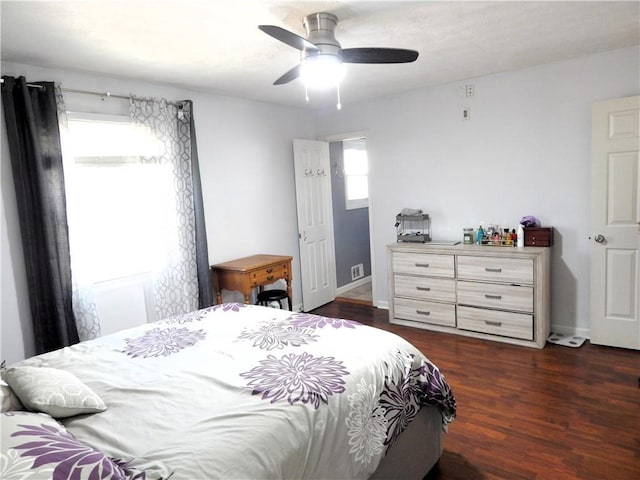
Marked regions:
[129,97,200,320]
[59,92,204,340]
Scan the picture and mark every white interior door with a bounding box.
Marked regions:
[590,95,640,349]
[293,139,336,311]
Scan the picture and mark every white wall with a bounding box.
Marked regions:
[315,46,640,337]
[0,62,315,364]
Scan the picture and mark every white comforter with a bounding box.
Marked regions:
[15,304,456,479]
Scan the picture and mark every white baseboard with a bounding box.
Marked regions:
[375,300,389,310]
[335,276,371,295]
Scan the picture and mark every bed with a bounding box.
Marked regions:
[1,303,456,479]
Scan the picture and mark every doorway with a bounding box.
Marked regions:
[326,135,373,305]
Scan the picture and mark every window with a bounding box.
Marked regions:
[343,138,369,210]
[63,113,167,284]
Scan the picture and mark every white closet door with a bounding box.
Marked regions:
[590,95,640,349]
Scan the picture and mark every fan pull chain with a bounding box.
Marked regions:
[336,83,342,110]
[305,85,309,104]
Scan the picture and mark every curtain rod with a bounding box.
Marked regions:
[0,79,181,106]
[0,79,125,98]
[0,78,44,89]
[62,87,183,107]
[62,87,130,101]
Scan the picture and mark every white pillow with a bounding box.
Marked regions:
[0,379,23,412]
[3,366,106,418]
[1,411,172,479]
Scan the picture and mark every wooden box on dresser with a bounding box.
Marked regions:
[387,243,551,348]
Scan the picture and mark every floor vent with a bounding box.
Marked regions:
[351,263,364,281]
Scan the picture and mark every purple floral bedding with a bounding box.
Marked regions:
[5,304,456,479]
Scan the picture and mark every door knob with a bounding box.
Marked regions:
[594,234,606,243]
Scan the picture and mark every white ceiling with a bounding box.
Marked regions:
[1,1,639,108]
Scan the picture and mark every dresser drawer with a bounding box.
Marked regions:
[457,306,533,340]
[392,252,455,278]
[394,275,456,302]
[250,263,289,287]
[457,256,533,284]
[457,281,533,313]
[394,298,456,327]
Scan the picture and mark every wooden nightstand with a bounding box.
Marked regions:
[210,254,293,305]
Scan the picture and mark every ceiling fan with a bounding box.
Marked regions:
[258,12,419,87]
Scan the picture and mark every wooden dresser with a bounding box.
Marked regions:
[387,243,551,348]
[211,254,292,305]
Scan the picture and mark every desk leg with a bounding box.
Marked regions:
[285,279,293,311]
[211,271,223,305]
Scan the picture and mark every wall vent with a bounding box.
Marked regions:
[351,263,364,281]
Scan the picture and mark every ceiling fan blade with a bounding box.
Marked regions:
[258,25,319,52]
[273,64,301,85]
[341,48,419,64]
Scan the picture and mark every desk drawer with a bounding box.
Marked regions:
[392,252,455,278]
[394,275,456,302]
[457,306,533,340]
[457,256,533,284]
[250,263,289,286]
[394,297,456,327]
[457,281,533,313]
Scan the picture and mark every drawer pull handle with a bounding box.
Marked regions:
[266,268,273,273]
[485,320,502,327]
[416,286,431,291]
[416,310,431,316]
[485,267,502,273]
[415,263,430,268]
[485,294,502,300]
[266,275,274,281]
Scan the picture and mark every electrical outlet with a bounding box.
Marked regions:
[459,84,475,98]
[462,107,471,120]
[465,84,474,97]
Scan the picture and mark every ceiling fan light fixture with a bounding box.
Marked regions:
[259,11,418,109]
[300,54,345,90]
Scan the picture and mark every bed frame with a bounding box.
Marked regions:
[371,405,443,479]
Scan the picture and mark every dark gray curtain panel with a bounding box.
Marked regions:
[2,76,79,354]
[186,101,214,308]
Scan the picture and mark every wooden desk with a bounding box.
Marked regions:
[210,254,293,305]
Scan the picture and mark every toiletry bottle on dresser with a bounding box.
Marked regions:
[517,223,524,247]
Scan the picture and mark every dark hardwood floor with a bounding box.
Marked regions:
[311,301,640,480]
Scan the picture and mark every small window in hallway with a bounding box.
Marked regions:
[343,138,368,210]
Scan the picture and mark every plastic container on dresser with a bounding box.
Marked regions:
[387,243,551,348]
